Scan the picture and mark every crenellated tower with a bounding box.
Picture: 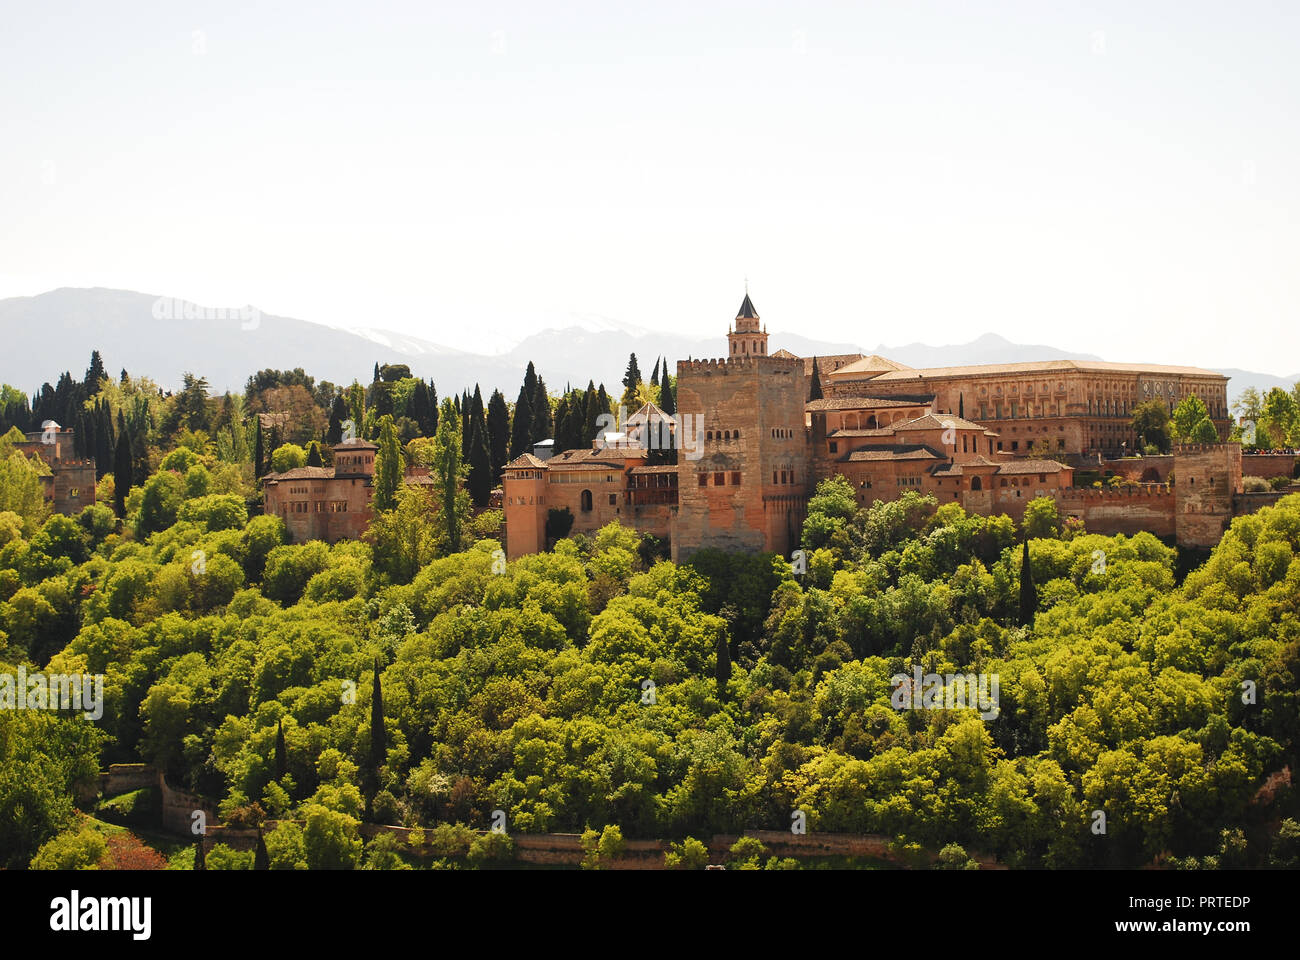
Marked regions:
[674,294,807,560]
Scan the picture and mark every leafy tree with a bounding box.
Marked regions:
[1022,497,1061,539]
[1131,399,1172,453]
[270,443,307,473]
[373,416,403,512]
[1172,395,1212,442]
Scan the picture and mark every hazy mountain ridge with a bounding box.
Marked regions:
[0,288,1291,404]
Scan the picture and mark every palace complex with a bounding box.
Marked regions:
[502,294,1287,560]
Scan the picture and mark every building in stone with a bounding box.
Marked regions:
[502,293,1280,560]
[13,423,97,515]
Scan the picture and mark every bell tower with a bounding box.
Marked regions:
[728,292,768,358]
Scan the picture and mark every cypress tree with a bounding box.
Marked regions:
[370,657,386,800]
[621,353,642,408]
[372,362,381,384]
[411,379,434,436]
[715,630,731,696]
[428,381,439,434]
[486,389,510,481]
[658,369,675,417]
[1019,539,1038,626]
[193,839,206,871]
[468,417,492,507]
[650,357,660,388]
[253,419,265,477]
[582,381,600,445]
[552,396,570,451]
[959,394,965,419]
[509,385,533,459]
[595,385,611,437]
[809,357,824,402]
[85,350,106,391]
[531,376,552,444]
[327,395,348,444]
[306,442,323,467]
[112,429,132,518]
[275,718,287,780]
[254,828,270,870]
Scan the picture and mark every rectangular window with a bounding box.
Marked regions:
[698,474,708,487]
[713,472,725,486]
[828,441,838,453]
[730,471,741,485]
[608,494,617,505]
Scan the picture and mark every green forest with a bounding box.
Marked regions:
[2,354,1299,871]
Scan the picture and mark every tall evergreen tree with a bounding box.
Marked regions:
[809,357,824,402]
[650,357,660,388]
[467,417,492,507]
[621,353,642,408]
[275,719,287,780]
[509,385,533,459]
[486,389,510,481]
[428,381,439,435]
[530,376,552,444]
[368,657,386,815]
[254,829,270,871]
[193,839,206,871]
[582,381,600,446]
[372,362,381,384]
[658,369,675,418]
[1019,539,1038,626]
[327,395,348,444]
[373,415,403,512]
[85,350,106,391]
[410,379,434,436]
[113,428,132,518]
[306,441,323,467]
[432,397,468,553]
[715,628,732,696]
[253,419,265,477]
[553,395,570,451]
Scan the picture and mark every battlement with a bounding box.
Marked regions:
[678,355,803,375]
[1174,442,1241,455]
[1054,485,1172,502]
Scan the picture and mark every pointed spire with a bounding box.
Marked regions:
[737,293,758,319]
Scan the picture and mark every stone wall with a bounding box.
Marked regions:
[1052,486,1177,538]
[1241,453,1299,480]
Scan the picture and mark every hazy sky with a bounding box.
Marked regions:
[2,1,1297,371]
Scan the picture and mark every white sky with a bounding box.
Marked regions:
[1,1,1297,372]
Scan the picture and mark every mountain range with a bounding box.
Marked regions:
[0,288,1293,405]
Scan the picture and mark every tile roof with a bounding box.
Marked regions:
[737,293,759,318]
[264,466,335,481]
[826,354,914,378]
[995,459,1072,474]
[629,465,679,474]
[870,359,1226,380]
[842,444,944,462]
[504,453,549,469]
[827,427,898,438]
[893,413,989,432]
[802,354,866,377]
[806,396,931,412]
[547,447,631,468]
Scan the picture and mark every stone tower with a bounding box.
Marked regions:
[1173,442,1242,548]
[673,295,808,561]
[728,293,768,358]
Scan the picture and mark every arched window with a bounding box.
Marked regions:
[971,476,982,491]
[581,489,593,512]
